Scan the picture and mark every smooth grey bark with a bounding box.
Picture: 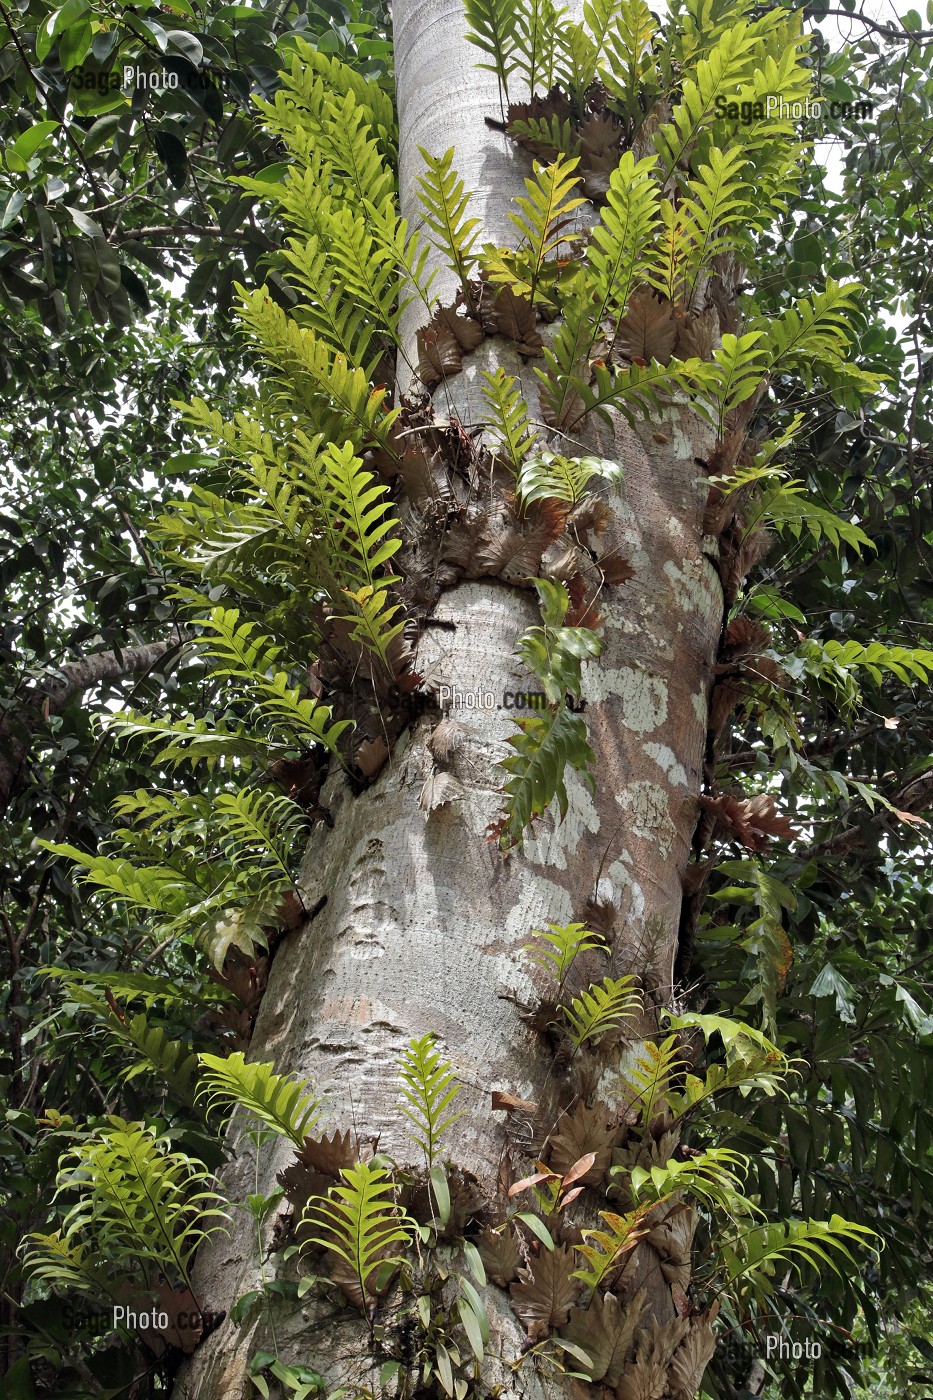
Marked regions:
[174,2,722,1395]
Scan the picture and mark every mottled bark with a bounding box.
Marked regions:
[174,3,722,1395]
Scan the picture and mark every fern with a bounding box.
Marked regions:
[753,481,874,554]
[653,20,763,177]
[515,578,603,703]
[483,155,585,304]
[508,113,581,159]
[198,1052,321,1148]
[717,1215,877,1307]
[572,355,709,431]
[494,702,596,852]
[516,450,622,507]
[108,711,269,772]
[587,152,661,327]
[464,0,521,104]
[572,1203,655,1292]
[303,1160,414,1312]
[626,1148,751,1213]
[397,1033,463,1166]
[563,976,641,1048]
[213,789,307,891]
[621,1035,689,1123]
[417,147,482,310]
[600,0,657,115]
[24,1119,228,1297]
[481,367,536,470]
[523,921,608,987]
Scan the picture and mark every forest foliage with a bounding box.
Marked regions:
[1,0,933,1396]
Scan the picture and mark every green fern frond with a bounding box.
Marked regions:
[398,1033,464,1166]
[417,148,483,309]
[762,280,864,384]
[237,289,401,458]
[42,966,226,1013]
[198,1052,321,1148]
[212,789,307,889]
[622,1034,689,1123]
[26,1120,228,1296]
[514,0,562,92]
[563,976,641,1048]
[573,355,710,431]
[37,842,203,916]
[508,113,581,159]
[753,481,874,554]
[317,440,403,591]
[484,155,585,303]
[626,1147,752,1213]
[587,152,661,326]
[480,367,537,470]
[337,583,407,675]
[572,1203,655,1292]
[303,1160,414,1311]
[653,20,762,176]
[107,711,269,772]
[718,1215,878,1305]
[516,450,622,506]
[600,0,657,115]
[464,0,521,104]
[522,921,608,987]
[495,702,596,852]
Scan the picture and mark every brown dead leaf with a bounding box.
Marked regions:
[549,1102,616,1184]
[478,279,544,355]
[614,288,677,365]
[476,1225,522,1286]
[492,1090,538,1113]
[355,736,389,778]
[674,307,720,360]
[559,1287,645,1384]
[510,1244,579,1332]
[417,323,463,388]
[700,792,797,850]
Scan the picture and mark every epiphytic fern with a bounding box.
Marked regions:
[303,1160,414,1313]
[483,154,585,304]
[198,1052,321,1148]
[523,921,608,988]
[563,976,641,1048]
[717,1215,877,1309]
[397,1033,464,1167]
[491,703,597,852]
[516,450,622,507]
[417,147,483,310]
[481,366,537,470]
[516,578,603,702]
[23,1119,228,1298]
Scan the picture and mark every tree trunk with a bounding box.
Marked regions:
[174,3,722,1396]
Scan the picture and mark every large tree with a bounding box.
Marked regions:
[8,0,933,1398]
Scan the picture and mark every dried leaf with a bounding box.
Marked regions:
[722,616,771,659]
[433,304,485,352]
[615,1316,690,1400]
[397,449,454,510]
[419,768,464,812]
[356,736,390,778]
[560,1288,646,1384]
[478,280,544,355]
[614,289,677,365]
[417,323,463,388]
[429,718,466,763]
[296,1129,360,1178]
[492,1090,538,1113]
[674,307,719,360]
[668,1310,718,1400]
[598,547,635,585]
[475,1226,522,1287]
[646,1203,697,1289]
[549,1102,616,1184]
[510,1244,579,1332]
[700,792,797,850]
